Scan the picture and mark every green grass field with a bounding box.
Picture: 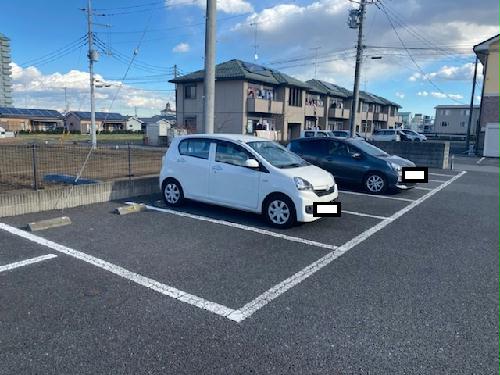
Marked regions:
[10,133,145,144]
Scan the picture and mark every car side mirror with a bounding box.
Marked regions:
[244,158,260,168]
[351,152,362,160]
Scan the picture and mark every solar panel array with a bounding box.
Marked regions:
[0,107,63,119]
[71,111,126,121]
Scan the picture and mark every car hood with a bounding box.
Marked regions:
[279,165,335,190]
[381,154,416,167]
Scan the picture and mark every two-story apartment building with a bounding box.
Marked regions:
[433,105,480,136]
[474,34,499,130]
[171,59,315,141]
[171,59,402,141]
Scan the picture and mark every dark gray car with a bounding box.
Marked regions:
[288,137,416,194]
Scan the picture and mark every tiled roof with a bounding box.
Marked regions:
[170,59,310,88]
[306,80,351,98]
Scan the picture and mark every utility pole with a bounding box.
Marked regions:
[173,64,179,78]
[87,0,98,148]
[203,0,216,134]
[348,0,367,137]
[310,46,321,79]
[465,56,478,153]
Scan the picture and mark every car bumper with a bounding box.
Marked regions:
[293,184,339,223]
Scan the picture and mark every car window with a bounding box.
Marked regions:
[300,139,326,156]
[317,132,328,137]
[178,138,211,160]
[304,131,315,137]
[373,129,381,135]
[215,141,252,166]
[326,140,349,157]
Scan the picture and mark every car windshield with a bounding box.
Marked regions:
[349,140,388,157]
[247,141,308,169]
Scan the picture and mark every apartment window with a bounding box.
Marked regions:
[460,121,466,127]
[288,87,302,107]
[390,107,396,116]
[441,109,450,116]
[374,105,381,113]
[362,103,369,112]
[463,109,470,116]
[184,84,197,99]
[441,121,448,127]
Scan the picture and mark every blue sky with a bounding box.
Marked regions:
[1,0,498,116]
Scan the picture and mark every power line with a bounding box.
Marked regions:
[19,35,88,68]
[376,1,466,105]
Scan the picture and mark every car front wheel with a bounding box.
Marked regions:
[162,179,184,207]
[364,173,387,194]
[263,194,297,228]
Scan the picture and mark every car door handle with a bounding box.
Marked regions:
[212,165,223,171]
[177,157,186,163]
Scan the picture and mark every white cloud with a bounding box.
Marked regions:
[10,62,174,115]
[396,92,405,99]
[173,42,190,53]
[417,91,429,96]
[429,92,463,100]
[169,0,253,14]
[409,62,483,82]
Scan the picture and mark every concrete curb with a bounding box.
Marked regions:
[0,176,160,218]
[28,216,72,231]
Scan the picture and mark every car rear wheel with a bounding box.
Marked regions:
[162,179,184,207]
[364,173,387,194]
[263,194,296,229]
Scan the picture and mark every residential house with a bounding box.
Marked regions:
[0,107,63,131]
[433,105,480,136]
[473,34,499,156]
[126,116,143,132]
[65,111,127,134]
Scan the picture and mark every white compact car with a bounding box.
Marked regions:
[159,134,338,228]
[371,129,401,142]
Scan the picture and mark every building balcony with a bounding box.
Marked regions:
[328,108,350,119]
[247,97,283,114]
[305,104,325,117]
[373,112,388,122]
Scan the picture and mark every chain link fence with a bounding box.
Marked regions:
[0,144,166,193]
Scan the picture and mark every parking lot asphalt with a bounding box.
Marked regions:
[0,166,498,374]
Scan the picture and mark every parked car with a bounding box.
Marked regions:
[330,130,364,139]
[302,129,335,138]
[371,129,401,142]
[399,129,427,142]
[288,137,416,194]
[160,134,338,228]
[301,129,363,139]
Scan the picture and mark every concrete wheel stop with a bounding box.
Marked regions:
[27,216,72,232]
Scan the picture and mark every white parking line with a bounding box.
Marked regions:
[429,179,448,183]
[0,223,242,322]
[342,210,390,220]
[477,157,485,164]
[0,254,57,273]
[233,171,467,322]
[429,172,454,178]
[339,190,414,202]
[127,203,338,251]
[415,186,433,191]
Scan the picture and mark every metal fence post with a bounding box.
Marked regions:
[31,144,38,190]
[127,142,133,178]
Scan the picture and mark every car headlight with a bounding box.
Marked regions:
[327,172,336,185]
[387,161,401,171]
[294,177,313,191]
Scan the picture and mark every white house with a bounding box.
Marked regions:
[126,116,143,132]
